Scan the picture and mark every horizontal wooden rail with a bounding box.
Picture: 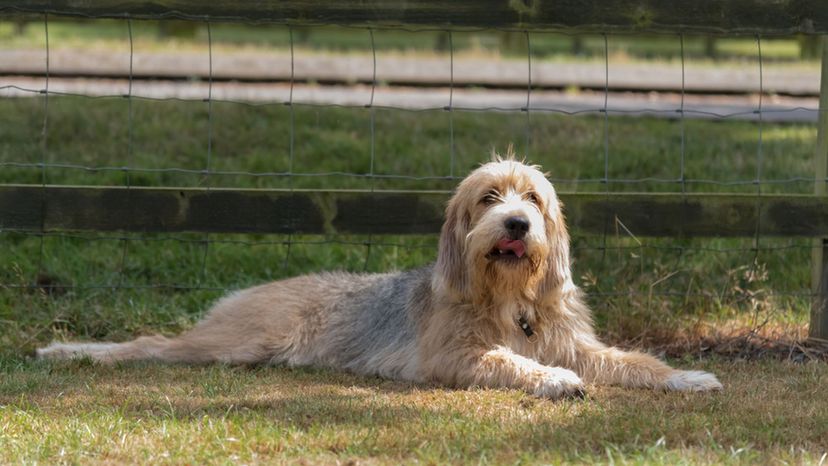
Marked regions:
[1,185,826,237]
[0,0,826,34]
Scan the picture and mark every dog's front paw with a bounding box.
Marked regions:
[534,367,585,400]
[664,370,722,392]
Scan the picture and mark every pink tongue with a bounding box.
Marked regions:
[496,239,526,258]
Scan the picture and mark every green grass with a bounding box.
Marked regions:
[0,97,817,193]
[1,358,825,464]
[0,19,818,64]
[0,87,823,463]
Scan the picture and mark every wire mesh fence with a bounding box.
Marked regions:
[0,9,825,349]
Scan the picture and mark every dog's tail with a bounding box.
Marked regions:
[36,335,214,364]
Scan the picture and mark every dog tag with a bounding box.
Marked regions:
[518,315,538,343]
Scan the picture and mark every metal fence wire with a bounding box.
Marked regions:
[0,11,825,340]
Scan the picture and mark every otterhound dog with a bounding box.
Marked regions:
[38,157,722,398]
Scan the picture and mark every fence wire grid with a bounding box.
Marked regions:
[0,14,823,335]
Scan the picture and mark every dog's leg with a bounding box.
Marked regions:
[37,336,183,363]
[36,281,314,365]
[36,320,284,365]
[37,330,276,365]
[572,340,722,391]
[36,307,281,364]
[432,345,585,399]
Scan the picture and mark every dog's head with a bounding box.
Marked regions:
[434,157,571,304]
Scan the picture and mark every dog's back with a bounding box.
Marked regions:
[318,266,432,380]
[38,266,434,381]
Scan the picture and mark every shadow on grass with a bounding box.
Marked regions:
[2,357,826,460]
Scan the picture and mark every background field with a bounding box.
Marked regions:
[1,19,819,62]
[1,20,826,464]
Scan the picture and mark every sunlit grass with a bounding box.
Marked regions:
[0,358,825,464]
[0,20,818,66]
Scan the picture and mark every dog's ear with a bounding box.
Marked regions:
[434,194,470,299]
[538,194,572,298]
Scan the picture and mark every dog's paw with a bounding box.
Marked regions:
[35,342,71,360]
[534,367,585,400]
[664,370,722,392]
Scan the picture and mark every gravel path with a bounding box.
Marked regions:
[0,48,820,95]
[1,76,818,123]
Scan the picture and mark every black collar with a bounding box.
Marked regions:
[518,315,538,342]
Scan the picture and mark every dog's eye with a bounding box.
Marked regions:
[524,192,540,205]
[480,190,499,205]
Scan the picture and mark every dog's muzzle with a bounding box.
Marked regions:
[487,237,527,262]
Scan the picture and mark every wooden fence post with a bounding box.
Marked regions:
[811,36,828,341]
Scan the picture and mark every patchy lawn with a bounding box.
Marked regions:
[1,357,825,465]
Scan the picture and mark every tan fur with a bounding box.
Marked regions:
[38,156,722,398]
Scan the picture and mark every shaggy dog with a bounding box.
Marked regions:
[38,157,722,398]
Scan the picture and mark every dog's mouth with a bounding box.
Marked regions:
[486,238,527,262]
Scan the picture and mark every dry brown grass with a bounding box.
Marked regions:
[1,357,826,464]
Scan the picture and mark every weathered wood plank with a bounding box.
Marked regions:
[0,186,448,235]
[1,185,828,237]
[0,0,826,34]
[810,36,828,341]
[565,194,828,238]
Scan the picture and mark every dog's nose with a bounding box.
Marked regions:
[504,216,530,239]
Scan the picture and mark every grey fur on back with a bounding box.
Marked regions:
[311,265,433,381]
